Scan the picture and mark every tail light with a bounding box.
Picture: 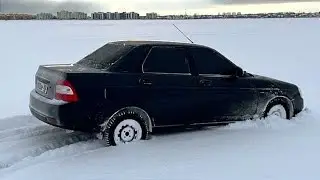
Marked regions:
[55,80,79,102]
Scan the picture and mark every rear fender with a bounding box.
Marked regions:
[100,106,153,133]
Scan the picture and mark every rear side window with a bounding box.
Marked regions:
[76,43,134,70]
[189,47,236,75]
[143,46,190,74]
[110,45,151,73]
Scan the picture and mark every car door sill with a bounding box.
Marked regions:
[154,121,237,128]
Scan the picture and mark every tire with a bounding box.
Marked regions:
[264,99,289,119]
[100,109,150,146]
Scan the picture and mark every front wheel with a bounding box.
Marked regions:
[265,104,288,119]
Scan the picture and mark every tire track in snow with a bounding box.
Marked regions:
[0,130,95,169]
[0,140,106,177]
[0,115,39,131]
[0,124,73,150]
[0,124,64,142]
[0,115,101,170]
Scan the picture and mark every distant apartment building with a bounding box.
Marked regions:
[126,12,139,19]
[36,13,54,20]
[146,12,158,19]
[114,12,120,20]
[57,10,72,20]
[71,12,87,19]
[57,10,87,20]
[91,12,105,20]
[105,12,112,19]
[119,12,127,19]
[91,12,138,20]
[103,12,120,20]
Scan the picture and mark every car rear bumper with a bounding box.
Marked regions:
[29,89,98,132]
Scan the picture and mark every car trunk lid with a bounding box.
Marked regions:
[35,64,103,99]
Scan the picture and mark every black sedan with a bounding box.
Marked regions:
[29,41,304,146]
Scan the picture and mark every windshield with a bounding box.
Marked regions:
[76,42,134,69]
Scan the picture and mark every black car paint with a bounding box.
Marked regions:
[29,41,304,133]
[249,74,303,117]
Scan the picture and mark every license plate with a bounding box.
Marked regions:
[36,80,48,94]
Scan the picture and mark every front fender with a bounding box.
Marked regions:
[256,89,294,119]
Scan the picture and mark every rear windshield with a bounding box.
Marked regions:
[76,43,134,69]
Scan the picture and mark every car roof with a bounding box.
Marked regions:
[109,40,208,48]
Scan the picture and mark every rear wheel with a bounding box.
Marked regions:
[99,109,150,146]
[113,119,143,145]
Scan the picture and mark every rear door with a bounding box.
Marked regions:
[188,47,258,122]
[139,46,198,126]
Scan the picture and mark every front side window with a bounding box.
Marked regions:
[143,46,190,74]
[189,47,236,75]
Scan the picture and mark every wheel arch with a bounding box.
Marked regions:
[101,106,154,133]
[263,96,294,119]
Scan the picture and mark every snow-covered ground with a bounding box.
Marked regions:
[0,19,319,180]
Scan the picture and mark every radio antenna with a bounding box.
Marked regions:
[172,23,194,44]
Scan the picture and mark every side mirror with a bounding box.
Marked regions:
[233,67,244,77]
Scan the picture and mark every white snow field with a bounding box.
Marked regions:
[0,19,320,180]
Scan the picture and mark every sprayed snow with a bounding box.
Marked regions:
[0,19,320,179]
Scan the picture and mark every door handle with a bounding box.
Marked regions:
[139,78,152,86]
[199,79,212,86]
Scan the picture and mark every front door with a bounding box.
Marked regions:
[188,47,258,123]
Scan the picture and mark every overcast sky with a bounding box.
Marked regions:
[215,0,320,4]
[1,0,320,14]
[0,0,100,14]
